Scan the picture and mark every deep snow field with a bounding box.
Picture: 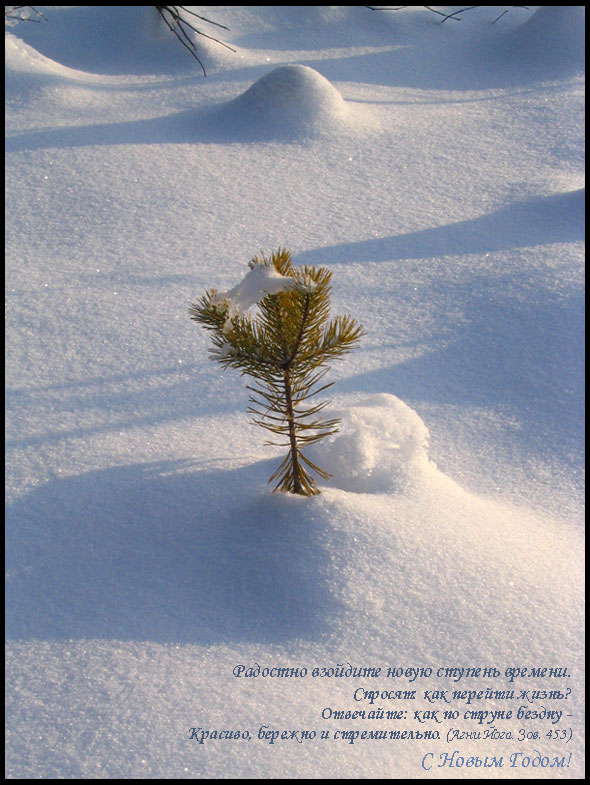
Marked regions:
[5,5,585,779]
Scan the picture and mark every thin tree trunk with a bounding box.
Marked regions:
[283,370,303,494]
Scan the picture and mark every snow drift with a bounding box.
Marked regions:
[5,6,195,75]
[469,4,586,86]
[511,5,585,75]
[307,394,432,494]
[209,64,364,141]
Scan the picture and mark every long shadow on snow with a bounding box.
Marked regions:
[340,285,585,472]
[5,364,241,451]
[6,459,339,644]
[296,190,585,264]
[5,100,329,152]
[299,6,585,89]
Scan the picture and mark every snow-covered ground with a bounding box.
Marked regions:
[5,6,584,779]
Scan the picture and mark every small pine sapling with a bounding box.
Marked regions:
[190,248,365,495]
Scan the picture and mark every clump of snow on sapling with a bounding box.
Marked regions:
[190,248,365,496]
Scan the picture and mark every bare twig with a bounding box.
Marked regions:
[176,7,230,32]
[366,6,530,24]
[433,7,480,23]
[155,5,235,76]
[423,6,469,22]
[5,6,47,23]
[491,7,529,24]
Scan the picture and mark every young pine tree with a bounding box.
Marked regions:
[189,248,364,496]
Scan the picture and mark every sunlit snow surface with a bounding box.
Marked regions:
[5,5,584,779]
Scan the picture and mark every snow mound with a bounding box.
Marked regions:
[5,6,200,76]
[307,393,433,493]
[218,65,351,140]
[5,33,81,79]
[516,5,585,68]
[5,31,111,99]
[484,5,586,82]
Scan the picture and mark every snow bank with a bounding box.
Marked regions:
[514,5,585,73]
[5,32,89,80]
[473,5,586,85]
[5,6,194,76]
[5,31,114,105]
[307,394,432,493]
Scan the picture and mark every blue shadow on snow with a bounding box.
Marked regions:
[6,459,341,644]
[296,190,585,264]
